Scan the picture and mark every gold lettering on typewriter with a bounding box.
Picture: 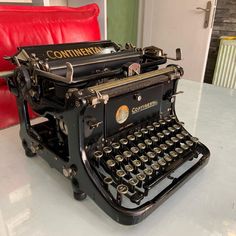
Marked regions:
[132,101,158,115]
[46,47,103,59]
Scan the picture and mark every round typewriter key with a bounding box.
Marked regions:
[139,155,148,168]
[153,147,162,155]
[125,164,134,174]
[173,124,181,131]
[115,155,124,164]
[147,125,155,132]
[103,146,112,155]
[169,151,178,159]
[141,128,148,135]
[151,163,160,171]
[117,184,128,204]
[136,172,146,181]
[123,150,132,160]
[106,159,116,171]
[104,176,113,190]
[94,151,103,166]
[127,134,135,142]
[130,146,139,155]
[176,133,184,140]
[159,119,166,126]
[144,167,153,176]
[164,117,172,123]
[180,143,189,151]
[157,132,164,139]
[163,129,171,137]
[138,143,146,150]
[170,115,177,121]
[151,136,159,144]
[171,136,179,145]
[165,140,174,148]
[132,160,141,170]
[164,154,172,163]
[147,151,156,160]
[116,170,126,182]
[120,138,128,146]
[158,158,166,167]
[134,131,142,138]
[144,139,153,146]
[160,144,168,151]
[186,140,194,147]
[111,142,120,150]
[181,130,189,137]
[168,126,175,134]
[191,137,199,143]
[175,147,184,155]
[153,122,160,129]
[128,178,139,192]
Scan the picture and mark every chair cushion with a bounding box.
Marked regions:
[0,4,100,129]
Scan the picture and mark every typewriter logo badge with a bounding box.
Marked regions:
[116,105,129,124]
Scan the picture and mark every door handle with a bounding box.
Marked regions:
[196,1,212,28]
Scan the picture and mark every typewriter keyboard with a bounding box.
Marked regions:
[89,115,201,207]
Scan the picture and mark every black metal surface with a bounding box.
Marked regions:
[6,40,210,225]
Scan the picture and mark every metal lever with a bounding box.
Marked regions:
[196,1,212,28]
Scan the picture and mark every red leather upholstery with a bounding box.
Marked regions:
[0,4,101,129]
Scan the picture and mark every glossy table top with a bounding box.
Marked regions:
[0,79,236,236]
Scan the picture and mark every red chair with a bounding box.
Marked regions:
[0,4,101,129]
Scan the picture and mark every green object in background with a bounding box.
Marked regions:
[107,0,139,46]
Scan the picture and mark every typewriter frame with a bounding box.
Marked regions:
[6,41,210,225]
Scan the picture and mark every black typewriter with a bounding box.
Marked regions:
[5,40,210,225]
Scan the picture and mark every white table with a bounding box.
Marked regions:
[0,80,236,236]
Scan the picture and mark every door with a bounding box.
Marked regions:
[142,0,217,82]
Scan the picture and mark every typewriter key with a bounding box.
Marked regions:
[173,124,181,131]
[104,176,113,190]
[141,128,148,135]
[115,155,124,166]
[147,151,156,161]
[94,151,103,166]
[165,140,174,148]
[117,184,128,204]
[130,146,139,155]
[128,178,139,192]
[191,137,199,143]
[159,119,166,126]
[147,125,155,132]
[127,135,135,142]
[111,142,120,150]
[158,158,166,167]
[164,154,172,163]
[132,160,141,172]
[175,147,183,155]
[134,131,142,138]
[116,170,126,182]
[169,151,178,159]
[168,126,175,134]
[125,164,134,173]
[176,133,184,140]
[106,159,116,170]
[144,167,153,177]
[120,138,128,146]
[180,143,189,151]
[181,130,189,137]
[151,163,160,171]
[164,117,172,123]
[150,136,159,144]
[157,132,165,142]
[139,155,149,168]
[136,172,146,181]
[163,129,171,137]
[103,146,112,155]
[153,147,162,155]
[171,136,179,145]
[123,150,132,160]
[170,115,177,121]
[160,144,168,151]
[137,143,146,151]
[144,139,153,147]
[153,122,160,129]
[186,140,194,147]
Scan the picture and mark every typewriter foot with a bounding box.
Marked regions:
[22,140,36,158]
[72,178,87,201]
[73,191,87,201]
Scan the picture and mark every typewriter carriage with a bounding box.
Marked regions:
[4,40,210,225]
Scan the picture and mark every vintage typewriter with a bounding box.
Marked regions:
[4,40,210,225]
